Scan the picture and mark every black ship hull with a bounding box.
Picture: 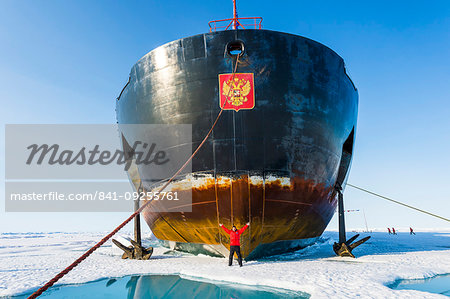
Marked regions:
[116,29,358,259]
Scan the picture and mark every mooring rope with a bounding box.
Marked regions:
[28,55,241,299]
[347,183,450,223]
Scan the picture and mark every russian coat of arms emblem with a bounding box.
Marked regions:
[218,73,255,111]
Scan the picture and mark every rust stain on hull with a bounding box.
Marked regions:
[142,175,336,258]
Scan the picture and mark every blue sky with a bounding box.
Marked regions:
[1,0,449,232]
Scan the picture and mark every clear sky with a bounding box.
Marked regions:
[1,0,449,233]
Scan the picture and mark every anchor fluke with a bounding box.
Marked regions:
[333,235,370,258]
[112,238,153,260]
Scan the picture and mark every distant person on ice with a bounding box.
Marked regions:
[219,222,249,267]
[410,227,416,235]
[387,228,392,234]
[392,227,397,235]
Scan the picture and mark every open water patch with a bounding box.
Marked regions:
[9,274,310,298]
[389,274,450,297]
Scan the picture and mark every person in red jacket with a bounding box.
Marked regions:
[219,222,249,266]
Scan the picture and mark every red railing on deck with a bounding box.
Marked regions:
[208,17,263,32]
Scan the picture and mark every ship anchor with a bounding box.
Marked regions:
[333,183,370,258]
[112,238,153,260]
[112,185,153,260]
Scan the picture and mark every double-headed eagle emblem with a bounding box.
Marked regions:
[222,77,252,106]
[218,73,255,111]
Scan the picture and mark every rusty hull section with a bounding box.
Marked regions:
[141,174,336,258]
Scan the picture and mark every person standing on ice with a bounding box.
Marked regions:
[219,222,249,267]
[392,227,397,235]
[387,228,392,234]
[410,227,416,235]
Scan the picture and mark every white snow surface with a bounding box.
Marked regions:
[0,230,449,298]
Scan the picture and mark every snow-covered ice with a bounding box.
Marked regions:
[0,230,449,298]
